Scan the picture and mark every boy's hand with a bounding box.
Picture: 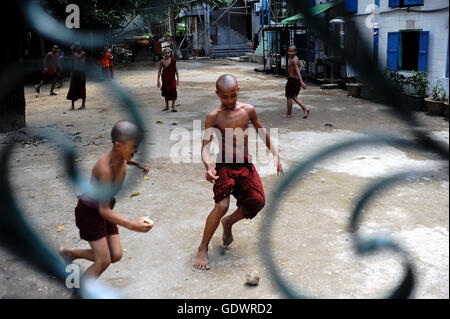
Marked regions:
[157,81,161,88]
[134,217,153,232]
[177,80,180,86]
[301,82,307,90]
[140,163,150,175]
[274,155,284,176]
[205,169,219,184]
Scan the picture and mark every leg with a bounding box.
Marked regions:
[162,98,169,111]
[59,247,95,262]
[194,197,230,270]
[221,206,245,246]
[83,237,111,278]
[79,98,86,110]
[71,100,75,110]
[50,80,57,95]
[293,96,310,118]
[171,99,177,112]
[106,234,123,263]
[35,81,44,94]
[284,98,293,118]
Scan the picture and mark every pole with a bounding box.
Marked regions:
[204,3,210,57]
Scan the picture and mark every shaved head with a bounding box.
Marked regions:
[288,45,297,51]
[111,120,140,144]
[216,74,238,92]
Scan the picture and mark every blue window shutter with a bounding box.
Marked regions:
[387,32,400,70]
[389,0,400,7]
[375,0,380,7]
[308,0,315,8]
[418,31,429,72]
[446,33,449,78]
[404,0,424,5]
[345,0,357,13]
[373,28,379,62]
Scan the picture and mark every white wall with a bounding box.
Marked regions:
[352,0,449,95]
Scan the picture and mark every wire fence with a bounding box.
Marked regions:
[0,0,448,299]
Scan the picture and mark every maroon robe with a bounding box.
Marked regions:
[161,58,177,100]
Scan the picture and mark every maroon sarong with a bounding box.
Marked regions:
[75,198,118,242]
[67,70,86,101]
[285,77,301,98]
[213,158,265,219]
[161,58,177,101]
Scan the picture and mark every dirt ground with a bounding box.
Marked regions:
[0,59,448,299]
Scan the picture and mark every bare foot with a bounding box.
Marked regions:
[171,108,178,112]
[50,92,57,96]
[59,247,74,263]
[78,106,86,110]
[221,217,234,247]
[303,108,310,119]
[162,107,169,111]
[282,114,292,118]
[194,248,210,270]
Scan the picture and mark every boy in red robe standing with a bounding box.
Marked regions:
[157,48,179,112]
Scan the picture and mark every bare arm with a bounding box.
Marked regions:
[127,159,149,175]
[249,107,284,175]
[295,59,307,89]
[157,62,162,87]
[175,64,179,84]
[201,113,219,183]
[43,53,50,70]
[93,165,152,232]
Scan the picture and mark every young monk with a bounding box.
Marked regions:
[101,48,114,80]
[285,45,310,118]
[67,42,87,110]
[59,120,153,291]
[35,45,59,96]
[194,74,284,270]
[157,48,179,112]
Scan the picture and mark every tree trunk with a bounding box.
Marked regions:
[0,3,26,133]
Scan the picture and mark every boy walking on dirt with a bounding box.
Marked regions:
[194,74,284,270]
[157,48,179,112]
[285,45,309,118]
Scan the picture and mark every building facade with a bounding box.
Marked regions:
[349,0,449,95]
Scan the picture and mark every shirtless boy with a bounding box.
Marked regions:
[60,120,153,290]
[194,74,284,270]
[35,45,59,96]
[157,48,179,112]
[285,45,309,118]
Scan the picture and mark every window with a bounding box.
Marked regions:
[387,31,429,71]
[446,33,449,78]
[345,0,357,13]
[389,0,423,8]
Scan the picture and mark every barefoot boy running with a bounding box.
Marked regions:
[285,45,309,118]
[60,120,153,286]
[194,74,283,270]
[157,48,179,112]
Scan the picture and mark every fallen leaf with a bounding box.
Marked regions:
[130,192,141,198]
[143,175,149,180]
[57,225,65,232]
[156,120,164,124]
